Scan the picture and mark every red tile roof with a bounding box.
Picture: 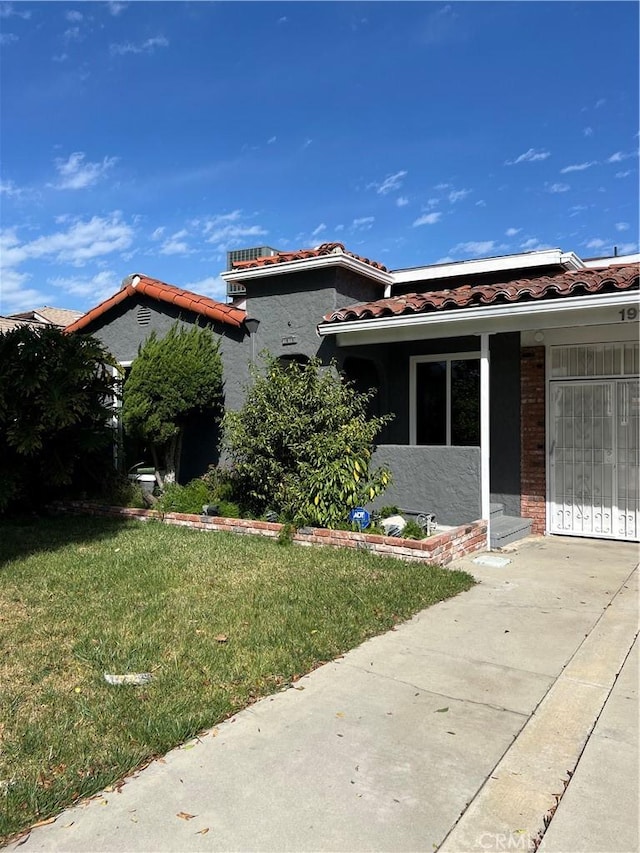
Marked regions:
[231,242,388,272]
[65,274,246,334]
[323,263,639,324]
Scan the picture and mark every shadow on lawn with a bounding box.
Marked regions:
[0,513,131,566]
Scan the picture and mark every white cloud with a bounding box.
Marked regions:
[205,219,268,250]
[585,238,607,250]
[311,223,326,238]
[505,227,520,237]
[49,269,120,300]
[1,213,133,269]
[616,242,638,254]
[426,198,439,208]
[607,151,625,163]
[569,204,588,216]
[615,222,629,232]
[0,214,134,312]
[434,183,449,191]
[615,170,632,178]
[52,52,69,62]
[65,10,83,22]
[110,36,168,56]
[0,3,30,18]
[451,240,496,256]
[547,182,570,193]
[396,196,409,207]
[352,216,374,230]
[475,200,486,207]
[595,98,606,108]
[560,161,597,173]
[267,136,276,144]
[159,229,193,256]
[435,256,454,264]
[0,179,23,197]
[413,212,441,226]
[50,151,118,190]
[375,170,408,196]
[64,26,82,42]
[0,32,18,44]
[448,188,471,203]
[151,226,165,240]
[302,138,312,149]
[335,224,344,232]
[583,126,593,137]
[107,1,127,15]
[505,148,551,165]
[277,16,288,24]
[184,275,226,302]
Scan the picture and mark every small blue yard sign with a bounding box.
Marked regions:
[349,507,371,530]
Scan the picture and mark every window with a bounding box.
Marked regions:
[410,353,480,446]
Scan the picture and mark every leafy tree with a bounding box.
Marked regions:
[121,324,224,485]
[223,354,393,528]
[0,325,119,512]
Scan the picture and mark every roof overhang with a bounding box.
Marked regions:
[221,252,393,288]
[318,291,640,346]
[391,249,585,286]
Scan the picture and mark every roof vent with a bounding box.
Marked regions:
[136,305,151,326]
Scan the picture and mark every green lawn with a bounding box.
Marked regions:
[0,515,474,842]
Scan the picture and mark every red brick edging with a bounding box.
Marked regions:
[53,502,487,567]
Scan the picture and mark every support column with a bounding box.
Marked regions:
[480,333,491,550]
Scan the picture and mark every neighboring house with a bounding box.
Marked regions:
[65,244,640,547]
[0,306,83,333]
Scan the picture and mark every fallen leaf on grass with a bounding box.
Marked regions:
[177,812,197,821]
[196,828,209,835]
[336,712,345,718]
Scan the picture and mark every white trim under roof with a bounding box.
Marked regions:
[317,291,640,346]
[391,249,584,286]
[221,251,393,288]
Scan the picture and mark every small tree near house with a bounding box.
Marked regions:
[223,354,393,528]
[121,323,224,486]
[0,325,119,511]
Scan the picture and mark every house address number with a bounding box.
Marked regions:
[619,307,638,321]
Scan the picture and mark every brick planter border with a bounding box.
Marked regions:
[53,502,488,567]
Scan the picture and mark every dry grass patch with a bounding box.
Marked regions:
[0,514,474,842]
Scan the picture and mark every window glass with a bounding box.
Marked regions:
[416,361,446,444]
[451,359,480,445]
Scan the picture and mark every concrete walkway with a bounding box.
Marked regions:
[8,536,638,853]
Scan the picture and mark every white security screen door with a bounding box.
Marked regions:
[549,376,639,541]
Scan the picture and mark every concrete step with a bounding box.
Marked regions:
[490,515,532,549]
[490,502,505,519]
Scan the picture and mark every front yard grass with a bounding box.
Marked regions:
[0,515,474,842]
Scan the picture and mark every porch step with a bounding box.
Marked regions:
[490,502,505,519]
[490,514,532,549]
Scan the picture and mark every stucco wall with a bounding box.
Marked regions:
[371,444,482,526]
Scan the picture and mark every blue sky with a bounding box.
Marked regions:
[1,1,638,314]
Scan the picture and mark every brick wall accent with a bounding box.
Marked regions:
[53,502,488,567]
[520,345,546,534]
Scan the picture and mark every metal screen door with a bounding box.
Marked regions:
[549,379,639,540]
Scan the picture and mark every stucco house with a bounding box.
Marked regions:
[65,244,639,548]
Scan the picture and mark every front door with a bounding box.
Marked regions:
[549,378,639,540]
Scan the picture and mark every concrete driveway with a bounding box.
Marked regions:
[8,535,638,853]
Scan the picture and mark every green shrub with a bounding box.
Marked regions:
[217,500,240,518]
[100,474,147,509]
[401,520,426,540]
[223,355,393,528]
[157,480,212,514]
[378,505,400,518]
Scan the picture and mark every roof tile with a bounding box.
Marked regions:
[322,263,639,324]
[231,241,388,273]
[65,275,246,334]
